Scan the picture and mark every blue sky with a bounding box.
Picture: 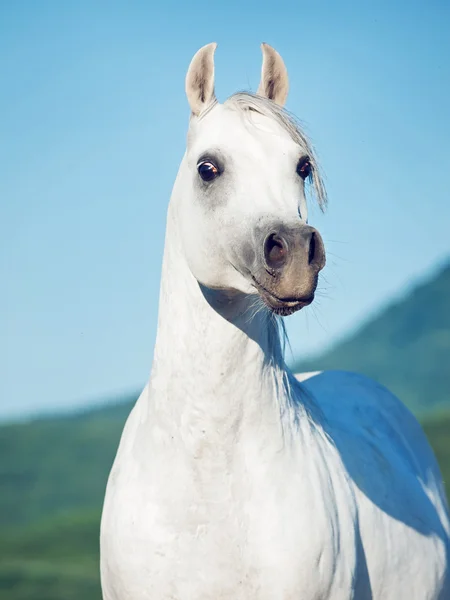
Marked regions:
[1,1,449,419]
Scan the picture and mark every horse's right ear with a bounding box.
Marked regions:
[185,43,217,116]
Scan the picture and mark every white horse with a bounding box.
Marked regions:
[100,43,450,599]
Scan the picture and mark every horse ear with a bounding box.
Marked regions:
[257,43,289,107]
[185,43,217,116]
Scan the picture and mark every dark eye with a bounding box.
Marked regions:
[297,157,312,181]
[198,161,220,182]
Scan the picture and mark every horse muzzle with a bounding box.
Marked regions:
[250,222,326,316]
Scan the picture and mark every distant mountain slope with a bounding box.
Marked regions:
[0,399,133,528]
[294,260,450,414]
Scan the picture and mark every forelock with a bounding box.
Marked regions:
[223,92,327,210]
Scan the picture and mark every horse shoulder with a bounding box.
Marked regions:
[296,370,450,596]
[295,370,443,486]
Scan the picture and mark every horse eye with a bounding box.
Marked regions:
[297,157,312,181]
[198,161,220,182]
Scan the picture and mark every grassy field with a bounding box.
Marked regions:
[0,511,101,600]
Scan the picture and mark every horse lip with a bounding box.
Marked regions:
[251,276,314,311]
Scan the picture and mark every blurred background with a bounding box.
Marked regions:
[1,1,449,598]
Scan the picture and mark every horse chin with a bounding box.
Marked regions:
[260,294,313,316]
[252,279,315,316]
[270,303,306,316]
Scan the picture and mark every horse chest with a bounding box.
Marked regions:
[101,426,357,600]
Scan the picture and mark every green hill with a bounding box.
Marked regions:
[294,260,450,414]
[0,400,133,528]
[423,410,450,498]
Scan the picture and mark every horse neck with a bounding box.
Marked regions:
[148,202,292,441]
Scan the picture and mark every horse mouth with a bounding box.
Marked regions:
[251,277,314,316]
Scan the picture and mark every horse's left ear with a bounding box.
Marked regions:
[185,43,217,116]
[257,43,289,107]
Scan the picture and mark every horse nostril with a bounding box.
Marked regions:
[307,229,326,270]
[308,232,316,265]
[264,233,288,270]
